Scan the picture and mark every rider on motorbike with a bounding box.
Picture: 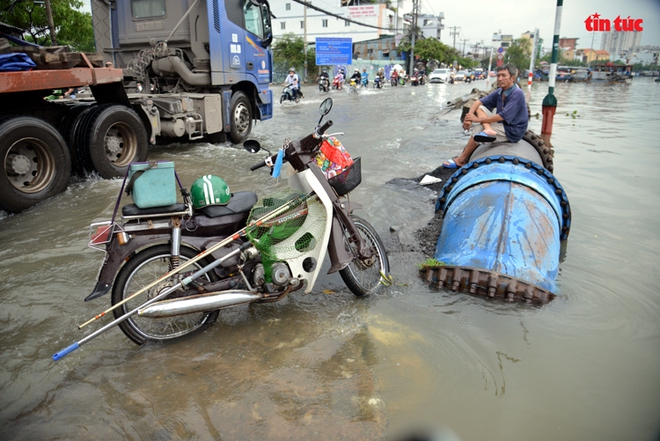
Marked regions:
[349,69,361,84]
[361,68,369,87]
[391,69,399,86]
[284,67,301,100]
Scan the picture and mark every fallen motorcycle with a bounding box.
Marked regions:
[53,98,390,361]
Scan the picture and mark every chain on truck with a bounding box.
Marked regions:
[0,0,274,214]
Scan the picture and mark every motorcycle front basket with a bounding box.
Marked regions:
[328,157,361,196]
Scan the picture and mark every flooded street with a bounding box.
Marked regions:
[1,78,659,441]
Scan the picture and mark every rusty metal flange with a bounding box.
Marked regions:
[421,266,555,304]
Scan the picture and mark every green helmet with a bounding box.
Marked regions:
[190,175,231,209]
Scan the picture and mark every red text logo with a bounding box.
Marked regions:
[584,13,644,32]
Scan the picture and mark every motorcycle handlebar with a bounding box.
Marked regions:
[250,159,270,171]
[318,120,333,136]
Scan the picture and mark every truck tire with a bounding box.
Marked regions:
[228,91,252,143]
[0,117,71,213]
[59,103,94,174]
[78,104,148,178]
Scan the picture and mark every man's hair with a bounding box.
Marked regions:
[497,64,518,78]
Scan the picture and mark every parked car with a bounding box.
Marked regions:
[474,68,485,80]
[429,68,452,83]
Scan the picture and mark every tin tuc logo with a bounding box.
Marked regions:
[584,13,643,32]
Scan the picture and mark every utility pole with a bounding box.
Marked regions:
[461,38,469,57]
[408,0,420,75]
[527,29,539,87]
[303,3,307,82]
[449,26,460,50]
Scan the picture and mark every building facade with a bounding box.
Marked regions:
[600,31,642,59]
[270,2,397,45]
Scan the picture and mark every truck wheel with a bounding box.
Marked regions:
[228,91,252,143]
[79,104,148,178]
[59,103,94,174]
[0,117,71,213]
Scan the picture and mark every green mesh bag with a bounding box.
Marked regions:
[246,191,327,283]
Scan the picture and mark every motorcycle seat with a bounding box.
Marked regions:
[122,203,188,217]
[198,191,258,218]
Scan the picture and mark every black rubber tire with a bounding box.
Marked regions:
[59,103,94,174]
[112,245,220,345]
[339,215,390,297]
[280,95,285,104]
[0,116,71,213]
[228,91,252,143]
[77,104,148,178]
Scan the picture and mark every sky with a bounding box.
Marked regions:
[416,0,660,52]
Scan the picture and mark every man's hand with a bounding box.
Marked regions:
[463,113,478,130]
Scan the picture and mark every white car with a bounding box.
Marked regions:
[429,68,452,83]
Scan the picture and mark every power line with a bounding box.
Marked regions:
[290,0,391,31]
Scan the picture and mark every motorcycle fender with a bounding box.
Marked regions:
[85,234,173,301]
[326,201,362,274]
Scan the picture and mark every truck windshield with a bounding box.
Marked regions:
[243,0,272,46]
[131,0,166,19]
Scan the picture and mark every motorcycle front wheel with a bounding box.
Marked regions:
[339,215,390,297]
[111,245,220,345]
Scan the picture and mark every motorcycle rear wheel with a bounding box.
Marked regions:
[339,215,390,297]
[111,245,220,345]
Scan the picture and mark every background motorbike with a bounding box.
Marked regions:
[373,76,382,89]
[332,74,343,90]
[318,76,330,92]
[53,98,390,360]
[280,84,300,103]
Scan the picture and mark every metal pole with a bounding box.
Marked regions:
[486,46,493,87]
[542,0,563,148]
[528,29,538,87]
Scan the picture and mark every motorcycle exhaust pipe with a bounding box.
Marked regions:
[137,290,262,318]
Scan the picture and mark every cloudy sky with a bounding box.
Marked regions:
[418,0,660,51]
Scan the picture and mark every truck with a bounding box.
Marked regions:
[0,0,274,213]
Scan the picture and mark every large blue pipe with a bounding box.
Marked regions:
[431,155,570,302]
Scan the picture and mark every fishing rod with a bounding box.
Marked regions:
[53,244,248,361]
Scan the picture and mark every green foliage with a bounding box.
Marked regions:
[504,38,532,75]
[418,258,447,270]
[410,37,461,66]
[272,33,305,71]
[0,0,94,52]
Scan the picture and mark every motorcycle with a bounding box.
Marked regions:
[348,78,359,94]
[360,76,369,88]
[318,76,330,92]
[53,98,390,361]
[373,75,382,89]
[391,75,398,87]
[332,74,343,90]
[411,74,419,86]
[280,84,301,103]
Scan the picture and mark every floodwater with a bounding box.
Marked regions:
[1,78,659,441]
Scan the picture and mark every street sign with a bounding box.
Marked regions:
[316,38,353,65]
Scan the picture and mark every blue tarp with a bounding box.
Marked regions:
[0,52,36,72]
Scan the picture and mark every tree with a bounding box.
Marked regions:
[504,38,532,75]
[411,37,459,66]
[0,0,94,52]
[272,33,305,70]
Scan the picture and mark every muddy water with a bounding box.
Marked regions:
[1,78,659,441]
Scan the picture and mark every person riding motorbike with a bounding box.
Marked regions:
[349,69,361,84]
[391,69,399,87]
[283,67,301,100]
[361,68,369,87]
[317,68,330,91]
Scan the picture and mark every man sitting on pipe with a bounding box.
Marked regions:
[442,64,529,169]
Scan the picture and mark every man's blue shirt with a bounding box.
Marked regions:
[480,85,528,142]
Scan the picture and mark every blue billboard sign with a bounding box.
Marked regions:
[315,38,353,65]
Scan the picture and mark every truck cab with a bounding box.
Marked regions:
[92,0,273,143]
